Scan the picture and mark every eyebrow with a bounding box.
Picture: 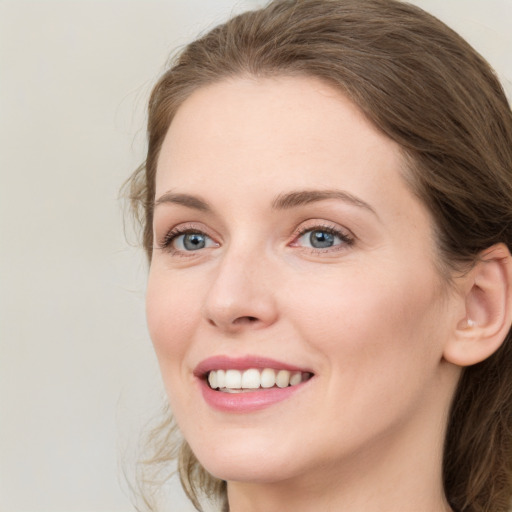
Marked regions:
[154,188,377,216]
[272,189,377,215]
[154,192,211,212]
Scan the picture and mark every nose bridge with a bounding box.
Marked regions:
[202,237,277,331]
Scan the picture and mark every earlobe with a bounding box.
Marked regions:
[444,243,512,367]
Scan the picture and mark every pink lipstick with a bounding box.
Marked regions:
[194,356,313,413]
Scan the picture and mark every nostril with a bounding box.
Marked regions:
[207,316,259,328]
[233,316,258,325]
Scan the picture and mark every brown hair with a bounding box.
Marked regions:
[127,1,512,510]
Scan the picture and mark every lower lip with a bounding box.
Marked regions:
[198,379,307,413]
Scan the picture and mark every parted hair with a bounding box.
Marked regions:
[127,1,512,511]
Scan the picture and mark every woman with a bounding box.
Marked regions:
[127,0,512,510]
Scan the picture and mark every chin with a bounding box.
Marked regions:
[188,433,307,484]
[201,458,298,485]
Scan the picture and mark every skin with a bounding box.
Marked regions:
[147,76,463,511]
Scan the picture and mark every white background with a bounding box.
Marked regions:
[1,1,510,511]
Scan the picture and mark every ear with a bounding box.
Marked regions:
[443,243,512,367]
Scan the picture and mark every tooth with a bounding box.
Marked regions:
[276,369,291,388]
[290,371,302,386]
[216,369,226,388]
[208,371,218,389]
[260,368,276,388]
[242,368,260,389]
[211,367,309,391]
[225,369,242,389]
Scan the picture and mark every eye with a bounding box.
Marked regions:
[159,227,218,253]
[293,225,353,251]
[299,230,339,249]
[175,232,214,251]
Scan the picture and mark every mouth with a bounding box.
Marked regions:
[207,368,313,393]
[194,356,314,412]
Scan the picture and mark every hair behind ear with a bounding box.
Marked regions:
[443,335,512,511]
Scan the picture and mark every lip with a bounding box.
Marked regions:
[194,355,314,413]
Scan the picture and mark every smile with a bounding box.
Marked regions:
[195,356,314,412]
[208,368,312,392]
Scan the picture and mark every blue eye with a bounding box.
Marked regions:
[181,233,207,250]
[162,230,217,252]
[296,228,349,249]
[309,230,336,248]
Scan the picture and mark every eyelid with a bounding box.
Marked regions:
[292,219,353,238]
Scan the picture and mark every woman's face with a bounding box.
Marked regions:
[147,76,461,485]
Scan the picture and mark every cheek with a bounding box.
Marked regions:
[283,265,445,371]
[278,267,449,451]
[145,268,199,364]
[146,269,205,420]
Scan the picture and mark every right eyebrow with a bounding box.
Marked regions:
[154,191,211,212]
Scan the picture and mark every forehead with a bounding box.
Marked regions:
[156,75,402,196]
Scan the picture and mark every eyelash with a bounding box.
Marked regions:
[157,222,354,256]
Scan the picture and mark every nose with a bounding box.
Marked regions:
[202,247,279,334]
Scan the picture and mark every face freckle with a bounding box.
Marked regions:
[146,75,460,488]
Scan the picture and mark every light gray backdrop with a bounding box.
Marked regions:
[1,1,510,511]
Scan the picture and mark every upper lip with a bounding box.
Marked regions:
[193,355,313,378]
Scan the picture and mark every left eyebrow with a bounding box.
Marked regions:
[272,189,378,216]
